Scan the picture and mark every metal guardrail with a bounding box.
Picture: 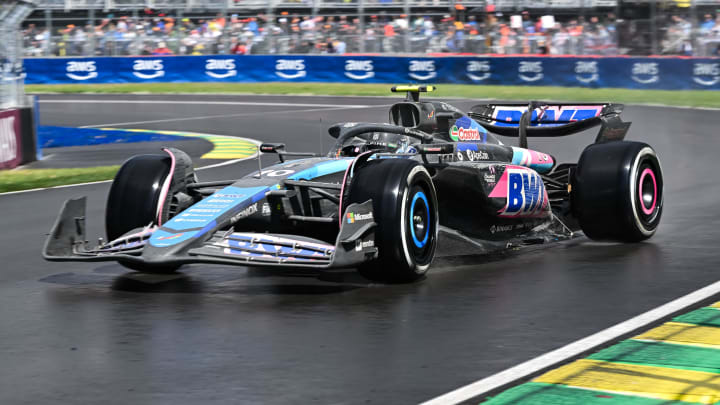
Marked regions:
[1,0,35,109]
[24,31,617,57]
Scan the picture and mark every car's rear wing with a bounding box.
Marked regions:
[468,102,631,147]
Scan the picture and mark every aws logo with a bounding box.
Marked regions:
[408,60,436,80]
[575,61,599,84]
[275,59,306,79]
[66,61,97,81]
[206,59,237,79]
[518,61,543,82]
[132,59,164,79]
[344,60,374,80]
[693,63,719,86]
[467,60,490,81]
[631,63,659,84]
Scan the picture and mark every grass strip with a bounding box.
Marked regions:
[588,339,720,374]
[0,165,119,193]
[481,382,697,405]
[673,307,720,327]
[26,83,720,109]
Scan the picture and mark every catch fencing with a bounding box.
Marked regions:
[24,54,720,90]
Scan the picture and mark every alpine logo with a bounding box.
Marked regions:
[206,59,237,79]
[449,125,481,141]
[276,59,306,79]
[488,166,549,218]
[693,63,720,86]
[631,63,659,84]
[344,60,374,80]
[467,60,490,81]
[518,61,543,82]
[66,61,98,81]
[575,61,599,84]
[408,60,436,80]
[132,59,164,79]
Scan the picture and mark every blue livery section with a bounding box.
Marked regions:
[149,160,352,248]
[23,55,720,91]
[492,108,601,127]
[226,237,331,262]
[287,159,351,181]
[150,185,267,247]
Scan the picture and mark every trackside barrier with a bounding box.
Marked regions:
[0,107,37,169]
[24,55,720,91]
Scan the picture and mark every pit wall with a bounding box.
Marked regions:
[23,55,720,91]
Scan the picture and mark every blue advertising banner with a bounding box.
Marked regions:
[23,55,720,90]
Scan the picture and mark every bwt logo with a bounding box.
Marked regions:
[132,59,164,79]
[206,59,237,79]
[344,60,374,80]
[0,116,17,164]
[693,63,720,86]
[275,59,306,79]
[467,60,490,81]
[66,61,97,81]
[408,60,436,80]
[497,169,548,218]
[575,61,598,84]
[518,61,543,82]
[631,63,659,84]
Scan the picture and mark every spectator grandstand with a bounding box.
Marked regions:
[18,0,720,57]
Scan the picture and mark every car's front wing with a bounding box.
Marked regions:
[43,197,378,270]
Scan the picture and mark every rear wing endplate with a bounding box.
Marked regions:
[468,102,630,145]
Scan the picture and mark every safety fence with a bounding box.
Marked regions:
[24,54,720,90]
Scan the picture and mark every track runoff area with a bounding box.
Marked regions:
[8,94,720,405]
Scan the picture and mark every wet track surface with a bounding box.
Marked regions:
[1,94,719,404]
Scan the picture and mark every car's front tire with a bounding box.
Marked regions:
[106,149,196,272]
[347,159,439,283]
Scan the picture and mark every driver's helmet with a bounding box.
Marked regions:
[340,132,414,157]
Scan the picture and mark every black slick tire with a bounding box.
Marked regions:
[347,159,438,283]
[106,150,196,273]
[572,141,663,242]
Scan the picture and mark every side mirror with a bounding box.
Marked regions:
[260,143,286,154]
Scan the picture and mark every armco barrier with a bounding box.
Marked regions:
[24,55,720,91]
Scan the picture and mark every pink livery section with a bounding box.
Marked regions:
[511,146,555,174]
[488,165,550,218]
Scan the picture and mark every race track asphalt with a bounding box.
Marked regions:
[1,93,719,405]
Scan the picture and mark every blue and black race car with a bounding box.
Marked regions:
[43,86,663,282]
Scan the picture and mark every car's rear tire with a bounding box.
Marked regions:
[572,141,663,242]
[106,149,196,272]
[347,159,438,283]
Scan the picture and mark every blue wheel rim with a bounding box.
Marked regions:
[410,191,430,249]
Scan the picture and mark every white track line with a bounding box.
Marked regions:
[420,279,720,405]
[78,105,383,128]
[41,99,371,108]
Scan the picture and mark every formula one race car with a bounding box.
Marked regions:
[43,86,663,282]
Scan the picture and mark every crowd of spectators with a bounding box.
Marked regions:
[661,13,720,56]
[21,10,720,57]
